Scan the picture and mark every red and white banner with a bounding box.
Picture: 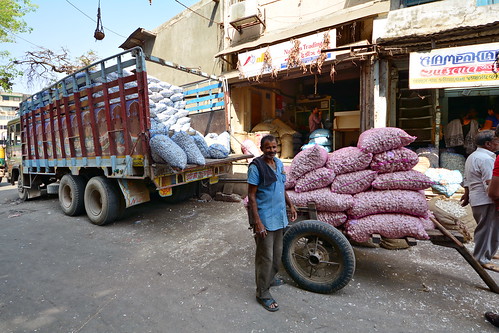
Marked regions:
[409,42,499,89]
[237,30,336,78]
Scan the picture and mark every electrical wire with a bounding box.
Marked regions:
[174,0,221,25]
[4,27,47,51]
[65,0,127,38]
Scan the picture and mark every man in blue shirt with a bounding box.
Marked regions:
[248,135,297,312]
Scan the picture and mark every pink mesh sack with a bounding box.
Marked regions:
[345,214,430,242]
[370,147,419,173]
[284,165,296,189]
[372,170,435,190]
[317,211,348,227]
[330,169,377,195]
[295,167,335,193]
[357,127,416,154]
[289,144,328,180]
[348,190,429,218]
[241,139,261,162]
[287,188,354,212]
[326,147,373,175]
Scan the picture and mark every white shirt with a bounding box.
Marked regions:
[463,147,495,206]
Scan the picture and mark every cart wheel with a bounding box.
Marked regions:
[282,220,355,294]
[84,176,120,226]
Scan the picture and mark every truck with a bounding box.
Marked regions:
[12,47,249,225]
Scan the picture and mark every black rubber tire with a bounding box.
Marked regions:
[161,181,198,204]
[59,174,86,216]
[282,220,355,294]
[17,173,28,201]
[84,176,120,226]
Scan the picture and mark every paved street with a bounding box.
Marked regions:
[0,181,498,333]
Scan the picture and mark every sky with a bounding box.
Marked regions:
[5,0,198,94]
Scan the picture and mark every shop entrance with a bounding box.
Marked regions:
[232,64,361,158]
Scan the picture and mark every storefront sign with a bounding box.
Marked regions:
[237,30,336,78]
[409,42,499,89]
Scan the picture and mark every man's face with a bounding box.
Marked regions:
[261,139,277,159]
[486,137,499,152]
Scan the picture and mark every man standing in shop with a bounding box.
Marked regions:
[308,107,323,133]
[247,135,297,312]
[461,130,499,272]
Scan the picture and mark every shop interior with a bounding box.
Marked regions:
[233,62,361,158]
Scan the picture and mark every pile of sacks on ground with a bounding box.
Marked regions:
[239,118,302,160]
[415,147,465,198]
[285,127,437,243]
[145,75,231,169]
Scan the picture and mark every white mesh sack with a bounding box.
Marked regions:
[345,214,430,243]
[357,127,416,154]
[148,82,162,93]
[174,101,187,109]
[149,134,187,169]
[295,167,335,193]
[171,131,206,165]
[209,143,229,159]
[159,81,172,90]
[192,133,211,158]
[289,144,328,181]
[149,92,163,103]
[160,89,174,98]
[330,169,377,195]
[286,188,354,212]
[147,75,160,84]
[348,190,429,219]
[326,146,373,175]
[370,147,419,174]
[170,93,184,102]
[372,170,435,190]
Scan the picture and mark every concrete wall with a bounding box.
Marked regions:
[382,0,499,39]
[144,0,223,86]
[225,0,387,45]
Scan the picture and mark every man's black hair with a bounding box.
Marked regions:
[260,134,276,149]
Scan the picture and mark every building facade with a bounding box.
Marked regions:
[122,0,499,161]
[0,92,24,145]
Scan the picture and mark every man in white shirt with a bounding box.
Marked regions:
[462,130,499,272]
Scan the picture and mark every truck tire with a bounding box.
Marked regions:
[282,220,355,294]
[17,173,28,201]
[84,176,120,226]
[59,174,86,216]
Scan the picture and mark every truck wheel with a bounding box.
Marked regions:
[17,173,28,201]
[59,174,86,216]
[84,176,119,226]
[282,220,355,294]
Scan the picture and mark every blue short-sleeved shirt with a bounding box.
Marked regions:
[247,157,288,231]
[486,115,499,128]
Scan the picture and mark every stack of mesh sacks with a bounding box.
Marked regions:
[286,127,436,243]
[146,75,230,169]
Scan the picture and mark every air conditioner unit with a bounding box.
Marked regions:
[229,0,265,32]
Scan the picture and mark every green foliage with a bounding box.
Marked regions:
[0,0,37,43]
[0,0,37,91]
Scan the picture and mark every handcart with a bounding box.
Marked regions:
[282,202,499,294]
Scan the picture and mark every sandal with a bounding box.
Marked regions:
[270,277,286,287]
[256,297,279,312]
[482,263,499,273]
